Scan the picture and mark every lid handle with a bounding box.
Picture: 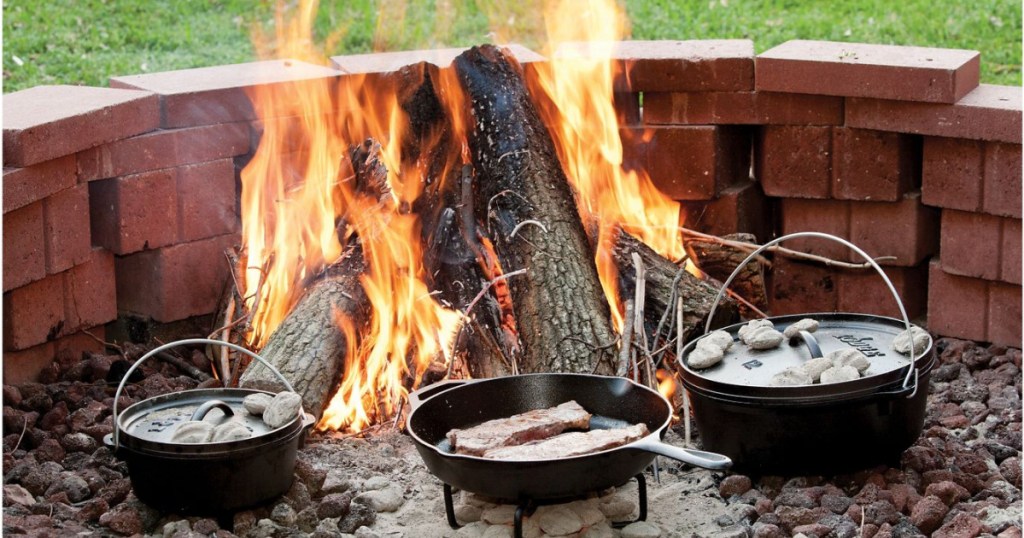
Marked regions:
[190,399,235,422]
[112,338,301,450]
[789,330,824,359]
[703,232,923,398]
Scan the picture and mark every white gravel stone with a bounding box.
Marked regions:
[783,318,819,339]
[3,484,35,506]
[599,496,636,519]
[362,475,389,491]
[211,420,253,442]
[263,391,302,429]
[820,365,860,384]
[536,505,583,536]
[354,526,381,538]
[800,357,834,382]
[170,421,214,443]
[482,525,514,538]
[455,503,483,523]
[456,522,489,537]
[828,348,871,373]
[621,520,663,538]
[242,393,274,415]
[701,330,734,351]
[481,505,516,525]
[581,522,617,538]
[322,470,352,494]
[769,366,812,387]
[162,519,191,537]
[688,341,725,369]
[354,484,404,512]
[893,326,930,356]
[567,500,605,527]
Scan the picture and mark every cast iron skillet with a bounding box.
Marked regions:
[406,373,731,501]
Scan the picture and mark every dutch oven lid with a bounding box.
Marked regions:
[117,388,289,446]
[679,313,933,400]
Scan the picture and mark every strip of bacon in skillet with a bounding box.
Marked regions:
[447,400,592,456]
[481,423,649,461]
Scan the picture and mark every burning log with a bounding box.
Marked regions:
[455,44,617,375]
[609,227,740,346]
[238,140,390,419]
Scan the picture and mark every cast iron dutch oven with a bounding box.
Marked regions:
[678,233,935,475]
[104,339,315,514]
[406,372,732,501]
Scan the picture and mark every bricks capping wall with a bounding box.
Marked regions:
[2,39,1020,382]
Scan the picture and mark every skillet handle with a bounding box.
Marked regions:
[632,436,732,471]
[408,379,473,411]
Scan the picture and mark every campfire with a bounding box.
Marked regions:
[221,0,756,435]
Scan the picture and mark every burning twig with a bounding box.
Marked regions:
[462,268,528,320]
[630,252,647,384]
[616,299,635,377]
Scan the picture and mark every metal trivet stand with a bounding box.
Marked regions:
[442,474,648,538]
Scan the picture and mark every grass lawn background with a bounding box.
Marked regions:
[3,0,1021,93]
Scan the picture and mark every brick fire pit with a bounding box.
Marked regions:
[4,39,1019,383]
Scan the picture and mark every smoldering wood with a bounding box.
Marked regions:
[455,44,617,375]
[609,227,740,346]
[685,232,768,319]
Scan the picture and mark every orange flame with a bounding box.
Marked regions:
[241,0,461,432]
[528,0,690,330]
[656,368,678,402]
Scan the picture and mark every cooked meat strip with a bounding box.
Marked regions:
[482,423,649,461]
[447,400,592,456]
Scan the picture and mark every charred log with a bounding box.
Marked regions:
[685,233,768,319]
[455,44,617,375]
[610,227,740,345]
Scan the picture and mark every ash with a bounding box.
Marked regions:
[3,338,1020,537]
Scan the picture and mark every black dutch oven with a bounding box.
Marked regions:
[104,339,315,514]
[678,232,935,475]
[406,373,732,502]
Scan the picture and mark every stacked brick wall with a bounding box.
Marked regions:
[3,40,1020,382]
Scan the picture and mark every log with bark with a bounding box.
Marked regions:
[609,227,740,346]
[238,140,389,419]
[455,44,617,375]
[684,232,768,319]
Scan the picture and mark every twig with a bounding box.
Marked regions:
[724,287,769,319]
[82,330,124,356]
[631,252,646,384]
[616,299,635,377]
[509,219,548,239]
[156,351,212,382]
[9,418,27,454]
[462,269,528,319]
[679,227,897,269]
[677,295,691,447]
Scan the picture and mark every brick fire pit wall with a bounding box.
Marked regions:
[3,40,1021,383]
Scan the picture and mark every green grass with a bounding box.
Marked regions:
[3,0,1020,93]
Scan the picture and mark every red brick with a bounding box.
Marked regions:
[756,40,979,103]
[988,282,1022,347]
[757,126,833,199]
[115,234,238,322]
[643,91,844,125]
[779,198,852,262]
[2,342,56,385]
[847,84,1022,144]
[927,259,987,342]
[836,263,928,320]
[768,258,838,316]
[595,40,753,92]
[849,192,940,267]
[3,274,65,350]
[679,181,772,240]
[88,169,178,255]
[940,210,1003,281]
[176,159,238,242]
[3,202,46,291]
[63,248,117,334]
[77,122,250,182]
[42,184,91,275]
[330,44,544,74]
[111,59,343,128]
[832,127,919,202]
[921,137,984,211]
[3,85,159,167]
[3,156,77,213]
[982,143,1022,218]
[645,125,751,200]
[1001,218,1022,285]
